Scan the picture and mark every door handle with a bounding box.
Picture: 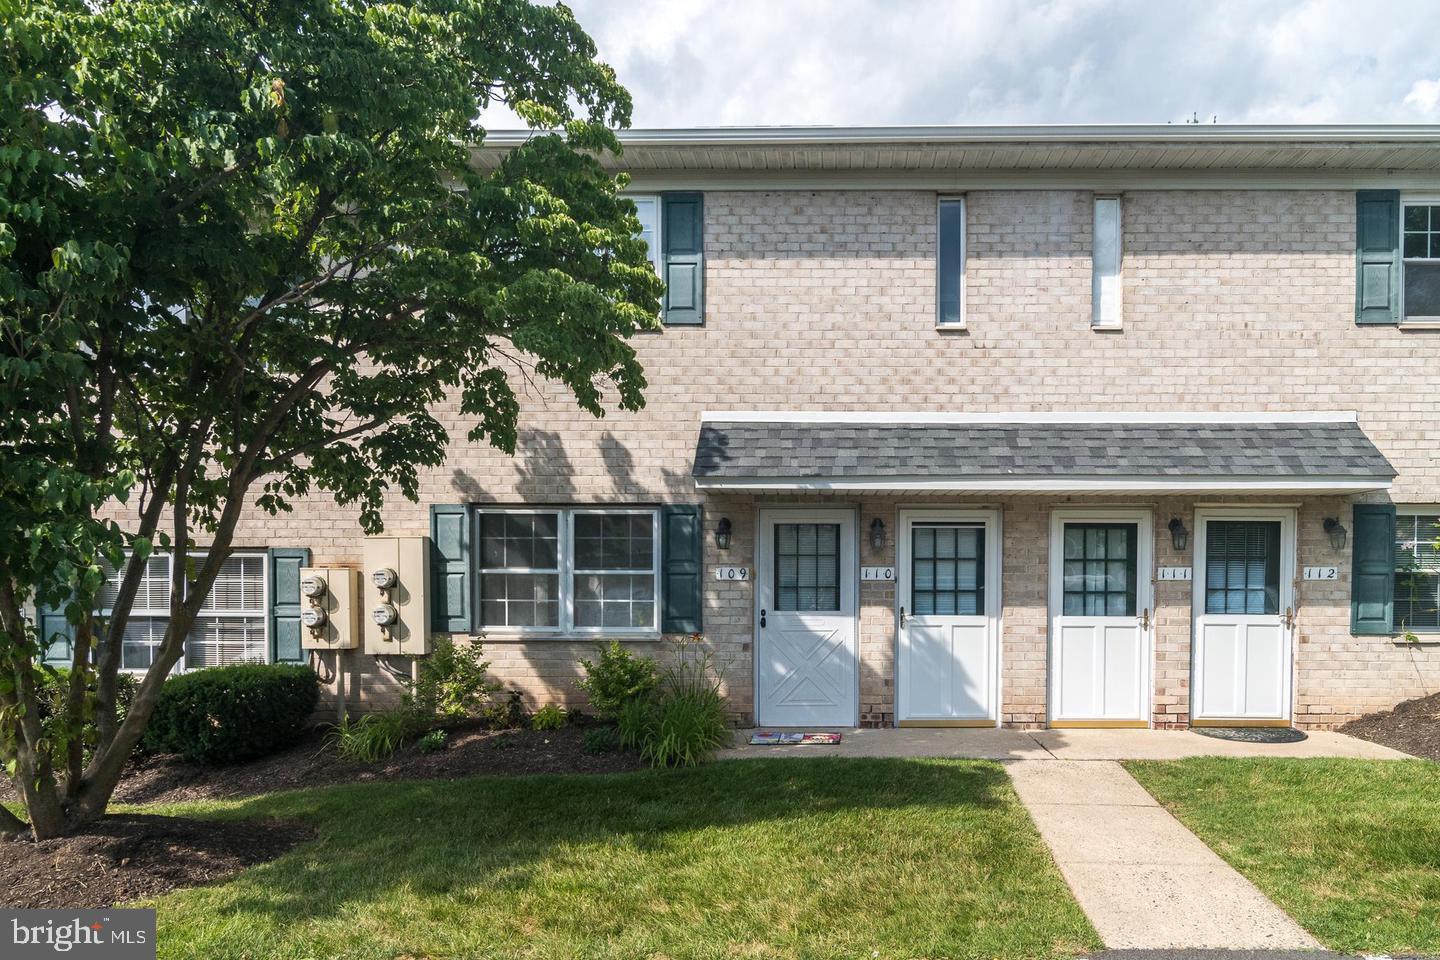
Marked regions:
[760,608,766,628]
[1283,606,1295,630]
[1141,608,1151,631]
[899,605,908,628]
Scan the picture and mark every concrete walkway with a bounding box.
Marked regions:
[720,726,1412,761]
[1008,760,1320,950]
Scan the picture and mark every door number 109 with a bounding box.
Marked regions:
[713,566,749,581]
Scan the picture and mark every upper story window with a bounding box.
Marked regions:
[1092,197,1123,328]
[476,507,660,634]
[1402,201,1440,322]
[631,195,662,273]
[1395,510,1440,634]
[937,197,966,327]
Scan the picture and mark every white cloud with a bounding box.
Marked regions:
[493,0,1440,128]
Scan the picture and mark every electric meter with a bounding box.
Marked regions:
[301,574,327,598]
[371,603,399,626]
[371,567,399,590]
[300,607,328,628]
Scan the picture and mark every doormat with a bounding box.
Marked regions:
[1194,726,1308,744]
[748,731,843,746]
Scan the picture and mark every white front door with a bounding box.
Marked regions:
[1049,510,1152,727]
[896,509,1000,725]
[755,509,857,727]
[1192,510,1295,725]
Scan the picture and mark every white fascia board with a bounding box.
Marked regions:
[693,476,1392,493]
[699,410,1359,425]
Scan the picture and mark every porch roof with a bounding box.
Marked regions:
[690,412,1397,494]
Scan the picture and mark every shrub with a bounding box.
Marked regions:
[531,703,567,730]
[327,710,418,763]
[404,636,502,722]
[619,642,732,767]
[32,668,140,766]
[480,689,526,730]
[582,725,620,754]
[417,729,448,754]
[577,641,659,720]
[144,663,319,764]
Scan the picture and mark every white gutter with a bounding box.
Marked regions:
[480,123,1440,148]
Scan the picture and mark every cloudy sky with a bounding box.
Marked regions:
[517,0,1440,127]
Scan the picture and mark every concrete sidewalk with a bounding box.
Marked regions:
[1008,760,1321,950]
[720,726,1412,761]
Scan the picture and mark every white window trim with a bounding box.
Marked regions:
[1401,194,1440,324]
[628,194,663,275]
[936,195,966,328]
[476,507,662,637]
[103,551,271,673]
[1394,506,1440,635]
[1091,195,1123,329]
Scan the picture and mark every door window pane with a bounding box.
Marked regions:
[910,523,983,616]
[774,523,841,612]
[1205,521,1281,615]
[1061,523,1137,617]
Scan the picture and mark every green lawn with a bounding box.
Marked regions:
[142,758,1096,960]
[1126,758,1440,955]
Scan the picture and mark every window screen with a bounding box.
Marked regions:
[910,523,984,616]
[1062,523,1137,616]
[774,523,841,612]
[1205,521,1281,615]
[1403,203,1440,320]
[478,512,561,628]
[1395,513,1440,632]
[573,513,657,629]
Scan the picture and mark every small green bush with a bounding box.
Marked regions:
[144,663,319,764]
[404,636,502,721]
[417,728,448,754]
[582,725,620,754]
[621,643,731,767]
[577,641,659,720]
[327,710,418,763]
[33,668,140,766]
[531,703,567,730]
[480,689,526,730]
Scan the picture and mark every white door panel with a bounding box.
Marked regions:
[1049,513,1152,726]
[897,511,999,723]
[756,510,857,727]
[1192,513,1294,723]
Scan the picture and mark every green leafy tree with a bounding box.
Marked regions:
[0,0,660,838]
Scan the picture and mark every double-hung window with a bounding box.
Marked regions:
[1403,199,1440,322]
[1394,510,1440,633]
[95,552,269,670]
[476,507,660,634]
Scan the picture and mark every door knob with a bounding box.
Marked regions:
[1283,606,1295,629]
[760,608,766,628]
[1141,608,1151,631]
[899,605,907,628]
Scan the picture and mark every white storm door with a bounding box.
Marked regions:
[755,509,858,727]
[897,510,999,724]
[1193,513,1295,723]
[1049,513,1152,726]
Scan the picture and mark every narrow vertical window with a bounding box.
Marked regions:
[937,197,965,326]
[631,196,662,274]
[1092,196,1122,328]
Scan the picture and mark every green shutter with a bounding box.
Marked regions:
[1351,503,1395,635]
[662,192,704,326]
[661,505,703,634]
[268,547,311,663]
[430,504,473,633]
[37,607,76,666]
[1356,190,1400,325]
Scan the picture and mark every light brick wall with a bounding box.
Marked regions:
[165,187,1439,726]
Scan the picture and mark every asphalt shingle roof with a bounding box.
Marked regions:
[691,420,1396,483]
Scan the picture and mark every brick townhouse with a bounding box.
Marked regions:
[54,125,1440,730]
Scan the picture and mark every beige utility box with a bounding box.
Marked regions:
[299,567,361,650]
[363,536,431,656]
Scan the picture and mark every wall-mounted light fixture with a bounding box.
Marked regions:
[1323,517,1347,551]
[869,517,887,553]
[1168,517,1190,552]
[715,517,732,551]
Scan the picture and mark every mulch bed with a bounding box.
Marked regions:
[1339,690,1440,760]
[0,814,313,909]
